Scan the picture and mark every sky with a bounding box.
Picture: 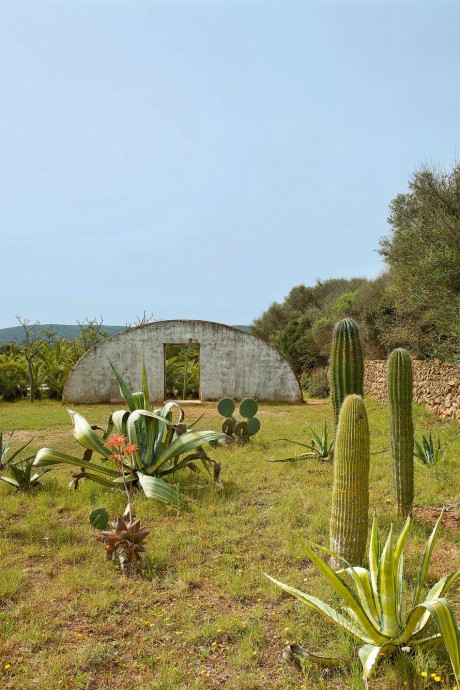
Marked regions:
[1,0,459,329]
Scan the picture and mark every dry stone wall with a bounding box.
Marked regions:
[364,359,460,421]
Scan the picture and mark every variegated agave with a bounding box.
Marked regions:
[98,516,149,576]
[266,514,460,688]
[0,431,50,490]
[33,361,226,508]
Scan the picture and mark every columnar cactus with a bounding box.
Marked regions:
[330,394,370,566]
[387,348,414,517]
[330,319,364,431]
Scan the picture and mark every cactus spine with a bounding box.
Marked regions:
[330,319,364,431]
[330,394,370,566]
[387,348,414,517]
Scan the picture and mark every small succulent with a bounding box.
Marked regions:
[97,516,150,576]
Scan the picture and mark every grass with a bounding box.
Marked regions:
[0,398,458,689]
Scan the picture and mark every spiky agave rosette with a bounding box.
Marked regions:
[97,516,150,576]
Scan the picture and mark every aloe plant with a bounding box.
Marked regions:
[33,361,226,508]
[267,421,334,463]
[266,513,460,688]
[414,433,445,467]
[0,431,49,490]
[96,515,150,576]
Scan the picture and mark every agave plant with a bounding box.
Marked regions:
[97,515,150,576]
[268,422,334,463]
[414,433,446,467]
[33,361,226,507]
[0,431,49,490]
[266,513,460,687]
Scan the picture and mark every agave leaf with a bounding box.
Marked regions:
[141,358,151,410]
[337,566,380,627]
[3,436,34,465]
[369,516,383,619]
[146,430,226,475]
[137,473,183,508]
[34,448,120,477]
[109,360,137,411]
[413,599,459,684]
[30,469,51,483]
[111,410,130,435]
[412,511,443,607]
[264,573,373,643]
[68,410,112,459]
[266,454,317,463]
[401,569,460,641]
[126,409,169,470]
[377,526,400,637]
[282,643,345,670]
[359,642,397,688]
[299,541,388,643]
[0,475,20,488]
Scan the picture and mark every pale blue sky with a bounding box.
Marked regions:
[1,0,458,328]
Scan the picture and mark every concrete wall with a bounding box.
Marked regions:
[63,320,302,404]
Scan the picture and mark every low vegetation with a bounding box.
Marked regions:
[0,395,458,690]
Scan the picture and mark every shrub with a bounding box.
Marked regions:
[303,370,330,399]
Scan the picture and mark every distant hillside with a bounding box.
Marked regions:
[0,323,251,342]
[0,324,125,343]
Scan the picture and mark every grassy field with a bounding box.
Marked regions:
[0,398,459,690]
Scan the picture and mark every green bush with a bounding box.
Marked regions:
[302,370,330,399]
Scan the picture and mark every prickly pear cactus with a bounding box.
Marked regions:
[330,318,364,431]
[330,394,370,566]
[387,348,414,517]
[216,398,260,443]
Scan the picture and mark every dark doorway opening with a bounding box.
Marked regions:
[164,342,200,401]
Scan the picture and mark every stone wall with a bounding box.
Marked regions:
[364,359,460,421]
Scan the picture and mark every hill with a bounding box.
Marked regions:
[0,323,251,342]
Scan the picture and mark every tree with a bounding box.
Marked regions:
[15,317,56,402]
[380,162,460,359]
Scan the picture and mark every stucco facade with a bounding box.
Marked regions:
[63,320,302,403]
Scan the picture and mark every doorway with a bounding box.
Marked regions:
[164,342,200,401]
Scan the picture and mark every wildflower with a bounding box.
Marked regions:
[421,672,428,677]
[4,664,10,670]
[104,434,127,449]
[124,443,139,455]
[434,677,441,682]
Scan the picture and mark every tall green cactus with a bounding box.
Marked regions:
[330,394,370,566]
[330,318,364,431]
[387,348,414,517]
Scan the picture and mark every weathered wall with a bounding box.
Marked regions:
[63,320,302,404]
[364,359,460,421]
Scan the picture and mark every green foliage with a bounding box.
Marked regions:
[380,162,460,360]
[301,369,330,398]
[414,433,445,467]
[0,355,28,401]
[330,395,369,566]
[330,318,364,430]
[0,432,49,489]
[266,514,460,687]
[267,421,333,463]
[33,361,225,507]
[164,343,200,400]
[387,348,414,517]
